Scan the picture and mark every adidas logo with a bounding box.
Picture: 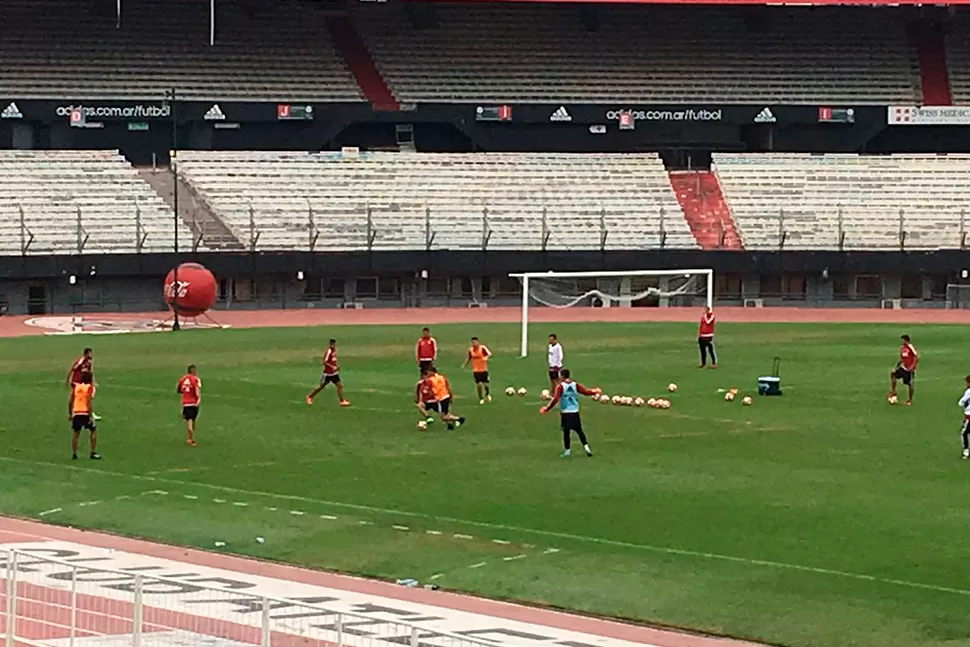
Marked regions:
[550,106,572,122]
[753,107,776,124]
[1,102,23,119]
[203,104,226,121]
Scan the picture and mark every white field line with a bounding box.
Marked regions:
[5,455,970,598]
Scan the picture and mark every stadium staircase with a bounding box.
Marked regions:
[138,168,245,251]
[325,15,398,110]
[669,171,743,250]
[913,19,952,105]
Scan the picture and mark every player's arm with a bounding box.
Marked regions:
[462,350,471,368]
[482,345,492,360]
[575,383,601,397]
[67,389,74,419]
[541,384,564,413]
[413,382,422,404]
[65,363,76,387]
[432,338,438,360]
[415,341,420,363]
[959,390,970,408]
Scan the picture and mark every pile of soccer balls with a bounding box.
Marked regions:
[723,387,753,406]
[506,386,528,397]
[887,393,898,405]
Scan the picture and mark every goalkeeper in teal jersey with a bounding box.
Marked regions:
[539,368,598,458]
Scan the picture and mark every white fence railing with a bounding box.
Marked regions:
[1,548,496,647]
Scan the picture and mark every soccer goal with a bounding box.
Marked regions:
[945,283,970,309]
[509,269,714,357]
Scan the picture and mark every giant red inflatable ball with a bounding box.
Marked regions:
[163,262,217,317]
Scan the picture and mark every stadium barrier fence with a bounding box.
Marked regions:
[1,548,496,647]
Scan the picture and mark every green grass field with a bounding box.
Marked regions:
[2,321,970,647]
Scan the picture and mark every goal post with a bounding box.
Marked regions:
[509,269,714,357]
[946,283,970,309]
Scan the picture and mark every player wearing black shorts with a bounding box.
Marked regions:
[306,339,350,407]
[464,337,493,405]
[69,373,101,460]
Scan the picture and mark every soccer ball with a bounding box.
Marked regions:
[633,397,645,407]
[725,392,735,402]
[599,394,611,403]
[517,387,528,396]
[659,399,670,409]
[742,396,753,406]
[667,383,678,393]
[416,420,428,431]
[540,389,551,400]
[611,395,622,405]
[623,396,634,406]
[505,387,516,396]
[647,397,657,407]
[887,394,898,405]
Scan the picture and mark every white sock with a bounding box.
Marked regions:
[584,444,591,453]
[563,449,571,455]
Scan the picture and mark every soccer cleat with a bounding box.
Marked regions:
[71,454,77,461]
[698,364,705,369]
[479,399,485,405]
[305,395,313,406]
[560,451,571,458]
[585,450,594,457]
[963,449,969,459]
[186,439,197,447]
[486,395,492,402]
[710,364,717,370]
[904,400,912,406]
[425,417,435,424]
[340,400,351,407]
[89,452,101,460]
[92,413,102,421]
[446,424,455,431]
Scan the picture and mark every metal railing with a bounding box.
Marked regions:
[1,548,496,647]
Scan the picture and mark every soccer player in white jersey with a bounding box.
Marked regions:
[547,333,564,391]
[959,375,970,459]
[540,368,598,458]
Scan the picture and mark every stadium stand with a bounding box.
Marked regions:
[0,150,192,255]
[713,153,970,251]
[175,151,696,251]
[0,0,362,101]
[945,15,970,104]
[354,4,921,104]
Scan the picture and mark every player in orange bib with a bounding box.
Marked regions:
[426,366,466,430]
[177,364,202,447]
[68,372,101,461]
[463,337,492,404]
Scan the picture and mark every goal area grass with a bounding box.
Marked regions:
[1,321,969,647]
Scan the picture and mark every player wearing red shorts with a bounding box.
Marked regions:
[306,339,350,407]
[890,334,919,406]
[415,328,438,375]
[177,365,202,447]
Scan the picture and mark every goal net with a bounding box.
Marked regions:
[946,283,970,309]
[509,269,713,357]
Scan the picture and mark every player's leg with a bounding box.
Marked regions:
[698,337,707,367]
[574,417,592,457]
[560,420,572,458]
[71,428,80,460]
[88,422,101,460]
[306,377,325,405]
[332,376,350,406]
[184,407,197,446]
[961,420,970,459]
[888,368,898,396]
[483,372,491,402]
[905,373,914,405]
[708,340,717,368]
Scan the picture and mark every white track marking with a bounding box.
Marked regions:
[183,495,198,500]
[503,555,527,562]
[492,539,510,545]
[213,499,226,504]
[426,530,442,535]
[38,508,62,517]
[7,455,970,598]
[77,501,100,507]
[320,514,338,520]
[232,502,249,507]
[290,510,305,516]
[468,562,487,569]
[392,525,410,531]
[453,533,473,540]
[543,548,561,555]
[429,573,444,580]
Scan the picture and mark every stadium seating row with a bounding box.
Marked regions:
[1,151,970,255]
[0,0,938,103]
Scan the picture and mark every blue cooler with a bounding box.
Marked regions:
[758,358,783,396]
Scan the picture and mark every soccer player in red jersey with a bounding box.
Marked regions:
[414,368,438,424]
[176,364,202,447]
[66,348,100,420]
[698,307,717,368]
[890,334,919,405]
[415,327,438,375]
[306,339,350,407]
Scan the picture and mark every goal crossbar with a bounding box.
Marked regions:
[510,269,714,357]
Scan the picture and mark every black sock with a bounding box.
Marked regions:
[962,423,969,449]
[484,385,490,396]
